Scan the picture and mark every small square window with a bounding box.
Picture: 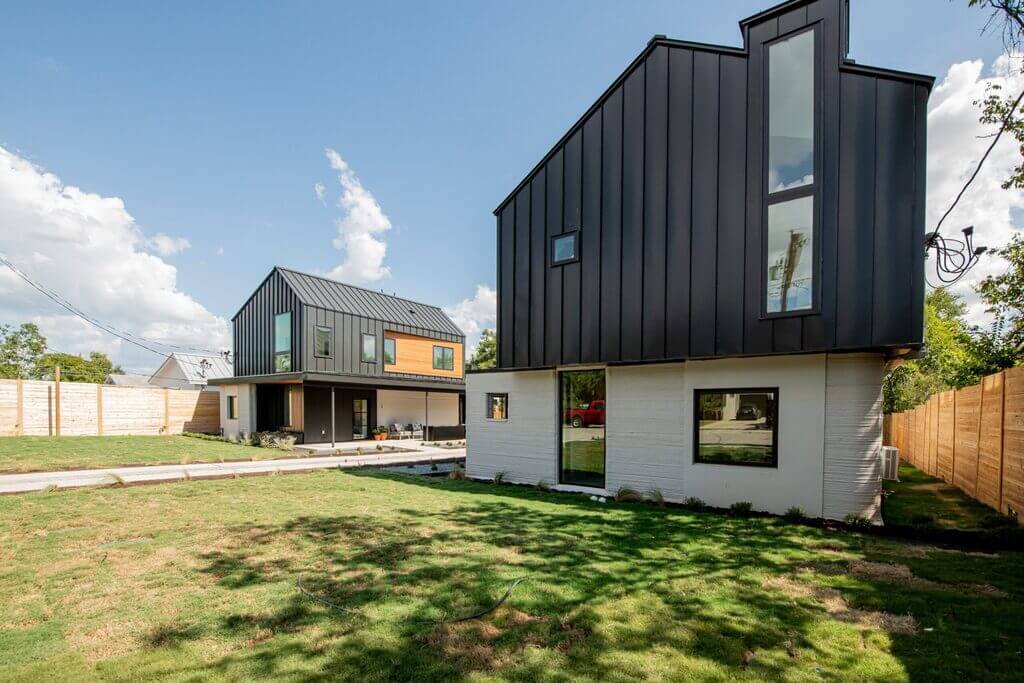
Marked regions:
[384,337,396,365]
[361,333,377,363]
[227,395,237,420]
[550,232,578,266]
[694,389,778,467]
[314,326,332,358]
[486,393,508,420]
[433,345,455,371]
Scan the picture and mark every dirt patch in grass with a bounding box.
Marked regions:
[764,576,917,635]
[848,560,1007,598]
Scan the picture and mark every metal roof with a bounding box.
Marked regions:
[274,267,464,338]
[154,352,233,385]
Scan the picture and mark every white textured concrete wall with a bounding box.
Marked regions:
[466,370,557,485]
[220,383,253,439]
[605,364,687,500]
[681,355,828,517]
[823,354,884,520]
[377,390,459,427]
[466,353,883,520]
[428,392,460,426]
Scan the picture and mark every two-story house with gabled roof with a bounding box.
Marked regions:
[466,0,932,520]
[211,267,465,445]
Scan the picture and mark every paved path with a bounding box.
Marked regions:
[0,447,465,494]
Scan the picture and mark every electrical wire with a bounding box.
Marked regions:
[0,254,229,372]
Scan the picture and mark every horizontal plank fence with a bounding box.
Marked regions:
[884,366,1024,524]
[0,379,219,437]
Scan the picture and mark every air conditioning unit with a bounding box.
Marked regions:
[880,446,900,481]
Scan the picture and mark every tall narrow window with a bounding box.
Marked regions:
[384,337,396,365]
[361,333,377,363]
[314,326,332,358]
[227,395,237,420]
[560,370,605,488]
[768,30,814,192]
[274,312,291,372]
[765,27,817,316]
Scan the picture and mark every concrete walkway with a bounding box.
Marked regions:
[0,446,465,495]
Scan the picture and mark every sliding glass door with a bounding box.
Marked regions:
[559,370,606,488]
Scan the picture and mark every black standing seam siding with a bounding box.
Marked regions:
[493,0,930,370]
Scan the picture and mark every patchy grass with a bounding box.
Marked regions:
[884,463,1016,531]
[0,472,1022,681]
[0,436,277,473]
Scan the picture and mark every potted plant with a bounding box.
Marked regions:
[372,426,388,441]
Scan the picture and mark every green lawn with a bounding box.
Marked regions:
[883,463,1016,531]
[1,472,1022,681]
[0,436,279,473]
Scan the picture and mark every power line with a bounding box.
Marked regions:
[0,255,229,372]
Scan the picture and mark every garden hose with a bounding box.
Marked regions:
[295,574,529,625]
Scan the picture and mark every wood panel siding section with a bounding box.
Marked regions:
[383,331,464,380]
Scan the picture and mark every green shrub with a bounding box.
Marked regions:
[782,506,806,522]
[536,480,552,492]
[493,471,507,485]
[682,496,706,512]
[614,486,644,503]
[647,489,665,507]
[729,501,754,517]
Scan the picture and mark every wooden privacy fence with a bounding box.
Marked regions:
[0,379,219,436]
[884,366,1024,523]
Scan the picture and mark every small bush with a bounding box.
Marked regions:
[273,435,296,451]
[682,496,706,512]
[783,506,806,522]
[536,479,552,492]
[647,489,665,507]
[493,471,507,485]
[448,465,466,480]
[614,486,644,503]
[729,501,754,517]
[843,513,873,530]
[375,444,383,451]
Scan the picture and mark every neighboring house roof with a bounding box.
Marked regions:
[151,352,233,386]
[272,267,464,338]
[105,373,152,387]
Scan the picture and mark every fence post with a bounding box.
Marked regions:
[951,390,958,486]
[54,366,61,437]
[96,384,104,436]
[999,370,1007,514]
[15,378,24,436]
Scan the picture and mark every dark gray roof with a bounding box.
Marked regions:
[275,267,464,338]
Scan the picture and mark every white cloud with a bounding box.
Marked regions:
[314,182,326,203]
[146,233,191,256]
[0,145,230,373]
[322,148,392,283]
[216,246,224,256]
[444,284,496,353]
[927,54,1024,326]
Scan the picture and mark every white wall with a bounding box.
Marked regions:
[465,370,558,485]
[150,361,194,390]
[377,390,460,428]
[465,353,884,520]
[220,383,254,439]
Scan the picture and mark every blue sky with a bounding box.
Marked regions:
[0,0,1015,369]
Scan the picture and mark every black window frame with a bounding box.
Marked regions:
[361,333,377,364]
[558,369,606,489]
[433,344,455,371]
[273,311,292,373]
[693,387,779,468]
[226,395,237,420]
[486,392,509,421]
[760,24,822,320]
[383,337,396,365]
[549,230,580,267]
[314,326,333,359]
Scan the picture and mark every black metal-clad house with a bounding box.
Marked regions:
[467,0,932,521]
[211,267,466,445]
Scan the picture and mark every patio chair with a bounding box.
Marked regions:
[409,423,424,440]
[389,423,410,439]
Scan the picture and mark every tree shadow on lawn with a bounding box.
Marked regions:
[133,472,998,681]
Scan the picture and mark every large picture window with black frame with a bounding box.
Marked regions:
[274,312,291,372]
[559,370,605,488]
[694,389,778,467]
[765,26,817,316]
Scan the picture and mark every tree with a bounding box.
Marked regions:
[976,232,1024,349]
[468,329,497,370]
[0,323,47,379]
[34,351,121,384]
